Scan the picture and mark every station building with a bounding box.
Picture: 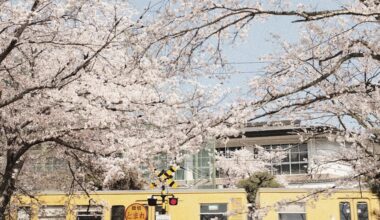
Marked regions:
[7,120,380,220]
[16,120,369,190]
[171,120,360,189]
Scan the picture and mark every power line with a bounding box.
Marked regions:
[223,61,270,65]
[210,70,267,75]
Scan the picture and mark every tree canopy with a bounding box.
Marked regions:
[237,172,282,204]
[150,0,379,191]
[0,0,379,217]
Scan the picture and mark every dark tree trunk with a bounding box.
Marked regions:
[0,150,24,220]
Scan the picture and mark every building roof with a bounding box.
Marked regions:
[231,120,333,139]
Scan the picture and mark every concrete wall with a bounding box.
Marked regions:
[309,138,353,177]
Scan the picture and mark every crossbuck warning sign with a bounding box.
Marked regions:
[150,165,179,189]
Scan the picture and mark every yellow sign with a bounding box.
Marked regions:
[125,203,147,220]
[151,166,178,189]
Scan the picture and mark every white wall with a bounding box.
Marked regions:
[308,139,353,177]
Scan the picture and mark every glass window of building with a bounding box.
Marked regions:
[45,157,66,172]
[76,206,102,220]
[194,149,214,179]
[38,206,66,220]
[154,153,169,170]
[216,146,243,158]
[264,143,308,175]
[200,203,227,220]
[174,164,185,180]
[215,146,243,178]
[33,157,66,172]
[151,152,185,181]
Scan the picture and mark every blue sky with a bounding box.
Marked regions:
[129,0,345,100]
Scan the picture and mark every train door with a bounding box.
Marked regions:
[339,199,371,220]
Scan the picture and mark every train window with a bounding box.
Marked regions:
[76,206,102,220]
[17,207,31,220]
[278,203,306,220]
[200,203,227,220]
[339,202,351,220]
[279,213,306,220]
[357,202,369,220]
[39,205,66,220]
[111,206,125,220]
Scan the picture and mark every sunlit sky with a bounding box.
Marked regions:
[129,0,345,100]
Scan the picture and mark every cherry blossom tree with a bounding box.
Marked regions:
[215,147,286,185]
[1,0,379,217]
[131,0,380,200]
[245,1,380,193]
[0,0,242,217]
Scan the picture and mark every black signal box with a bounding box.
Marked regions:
[147,198,157,206]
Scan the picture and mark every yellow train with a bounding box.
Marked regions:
[256,188,380,220]
[10,189,247,220]
[10,187,380,220]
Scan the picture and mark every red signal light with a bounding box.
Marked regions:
[168,197,178,206]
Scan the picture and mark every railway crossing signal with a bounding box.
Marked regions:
[151,165,178,189]
[148,165,180,214]
[168,197,178,206]
[147,195,178,207]
[147,197,157,206]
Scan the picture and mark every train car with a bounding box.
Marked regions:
[10,189,248,220]
[256,188,380,220]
